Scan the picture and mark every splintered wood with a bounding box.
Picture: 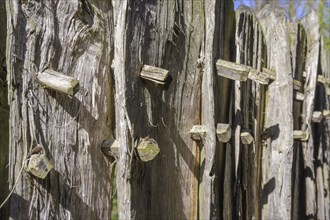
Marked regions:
[140,65,170,85]
[36,69,79,95]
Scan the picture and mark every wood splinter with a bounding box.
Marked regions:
[241,131,254,145]
[216,123,231,143]
[293,130,309,141]
[37,69,79,95]
[189,125,207,141]
[140,65,171,85]
[312,111,323,123]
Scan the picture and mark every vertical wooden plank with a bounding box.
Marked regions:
[288,21,307,220]
[0,0,9,217]
[258,5,294,219]
[7,1,115,219]
[234,7,268,220]
[300,11,320,219]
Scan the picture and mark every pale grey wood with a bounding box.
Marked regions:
[262,67,276,80]
[258,5,294,219]
[135,137,160,162]
[300,11,320,217]
[189,125,207,141]
[6,1,115,219]
[323,110,330,119]
[312,111,323,123]
[294,91,305,101]
[37,69,79,95]
[216,123,231,143]
[293,130,309,141]
[25,154,53,179]
[216,59,249,81]
[248,69,270,85]
[293,79,302,91]
[140,65,169,85]
[240,132,254,145]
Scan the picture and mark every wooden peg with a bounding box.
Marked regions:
[216,59,249,81]
[189,125,207,141]
[312,111,323,123]
[302,71,307,78]
[262,68,276,80]
[140,65,170,85]
[241,131,254,145]
[293,79,302,91]
[135,137,160,162]
[248,69,271,85]
[293,130,309,141]
[323,110,330,119]
[293,91,305,101]
[26,154,53,179]
[37,69,79,95]
[216,123,231,143]
[317,75,325,84]
[101,139,119,157]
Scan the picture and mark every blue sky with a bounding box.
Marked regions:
[233,0,330,19]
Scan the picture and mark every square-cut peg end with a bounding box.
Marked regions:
[293,130,309,141]
[140,65,172,87]
[241,132,254,145]
[189,125,207,141]
[216,59,249,81]
[37,69,79,95]
[216,123,231,143]
[323,110,330,119]
[312,111,323,123]
[26,154,53,179]
[136,137,160,162]
[101,139,119,157]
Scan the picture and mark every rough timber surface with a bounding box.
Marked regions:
[258,5,294,220]
[6,1,115,219]
[113,0,234,219]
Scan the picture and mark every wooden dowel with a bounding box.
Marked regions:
[216,59,249,81]
[37,69,79,95]
[241,131,254,145]
[293,130,308,141]
[189,125,207,141]
[216,123,232,143]
[140,65,170,85]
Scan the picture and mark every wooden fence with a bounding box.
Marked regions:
[0,0,329,219]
